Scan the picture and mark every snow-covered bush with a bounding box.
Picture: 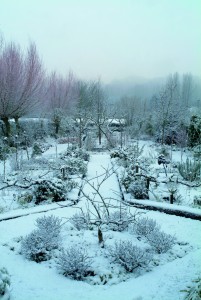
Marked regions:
[31,143,43,157]
[110,148,127,160]
[17,192,33,206]
[61,147,90,162]
[146,229,175,254]
[21,215,62,262]
[17,178,75,206]
[128,179,149,199]
[177,158,200,182]
[132,217,161,237]
[128,142,145,161]
[61,157,87,176]
[0,267,11,300]
[183,277,201,300]
[193,195,201,207]
[36,215,62,240]
[132,217,175,253]
[58,246,93,280]
[33,179,67,204]
[110,144,144,167]
[21,230,50,262]
[121,174,133,192]
[106,210,133,232]
[73,148,90,161]
[65,179,78,191]
[70,211,91,230]
[108,240,152,272]
[121,168,137,192]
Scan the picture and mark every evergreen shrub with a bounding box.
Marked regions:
[128,179,149,199]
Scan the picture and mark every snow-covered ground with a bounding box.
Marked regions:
[0,141,201,299]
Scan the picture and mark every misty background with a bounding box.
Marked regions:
[1,0,201,83]
[0,0,201,145]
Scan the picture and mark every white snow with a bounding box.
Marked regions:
[0,141,201,300]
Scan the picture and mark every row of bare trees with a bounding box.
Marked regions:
[0,36,108,143]
[1,34,200,148]
[113,72,200,146]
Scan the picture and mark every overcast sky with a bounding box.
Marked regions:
[0,0,201,83]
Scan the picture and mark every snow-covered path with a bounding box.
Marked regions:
[0,152,201,300]
[78,153,122,216]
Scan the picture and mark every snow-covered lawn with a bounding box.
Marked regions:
[0,144,201,300]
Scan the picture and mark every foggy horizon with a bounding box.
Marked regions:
[1,0,201,84]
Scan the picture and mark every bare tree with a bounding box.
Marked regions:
[0,40,44,137]
[73,80,98,147]
[116,96,143,127]
[46,71,77,135]
[74,79,116,148]
[182,73,193,109]
[90,80,106,145]
[153,73,183,145]
[115,95,148,140]
[79,167,137,246]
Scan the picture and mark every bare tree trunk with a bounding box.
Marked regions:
[98,125,101,145]
[161,123,165,145]
[1,117,11,138]
[55,122,60,135]
[78,119,82,148]
[14,116,20,134]
[98,227,104,247]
